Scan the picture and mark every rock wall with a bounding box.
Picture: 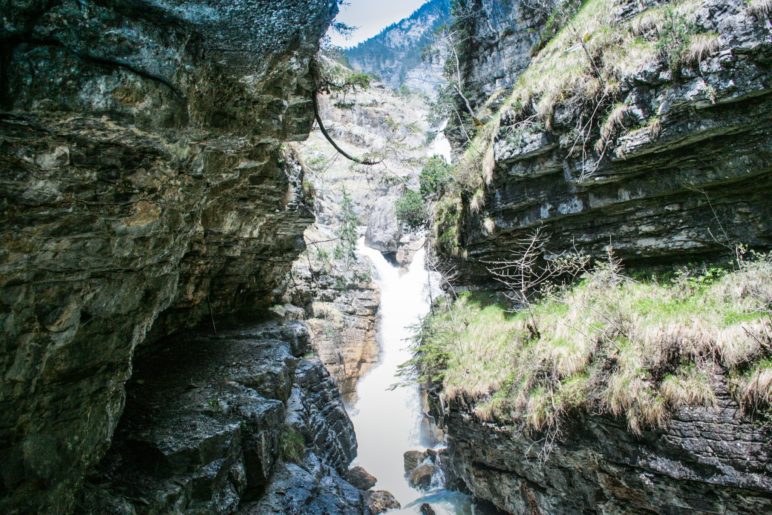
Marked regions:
[428,0,772,512]
[0,1,337,512]
[442,0,772,283]
[453,0,547,107]
[431,383,772,514]
[80,321,370,514]
[283,224,381,403]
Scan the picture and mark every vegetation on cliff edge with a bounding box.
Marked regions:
[432,0,728,251]
[410,256,771,437]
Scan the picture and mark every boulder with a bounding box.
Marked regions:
[409,463,437,491]
[404,449,429,474]
[365,490,401,513]
[366,197,402,253]
[344,465,378,490]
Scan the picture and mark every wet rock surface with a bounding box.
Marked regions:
[242,453,368,515]
[431,386,772,514]
[364,489,402,514]
[0,1,337,512]
[79,320,366,513]
[404,448,456,492]
[344,465,378,490]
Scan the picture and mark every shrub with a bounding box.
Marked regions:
[334,187,358,265]
[344,72,372,91]
[396,189,428,229]
[419,156,453,200]
[655,7,695,71]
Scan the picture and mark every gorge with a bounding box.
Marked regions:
[1,0,771,514]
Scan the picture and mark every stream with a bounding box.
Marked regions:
[349,240,475,514]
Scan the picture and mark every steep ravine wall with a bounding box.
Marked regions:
[430,384,771,513]
[282,71,435,401]
[0,1,337,512]
[440,0,772,282]
[431,0,772,512]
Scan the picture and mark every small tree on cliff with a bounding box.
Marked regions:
[334,187,358,265]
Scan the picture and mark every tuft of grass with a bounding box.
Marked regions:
[595,102,631,153]
[747,0,772,18]
[279,428,306,464]
[683,33,720,65]
[412,258,771,436]
[660,364,717,407]
[731,359,772,412]
[470,188,486,214]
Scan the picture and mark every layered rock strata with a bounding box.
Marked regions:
[81,321,369,514]
[443,0,772,282]
[0,1,337,512]
[431,385,772,514]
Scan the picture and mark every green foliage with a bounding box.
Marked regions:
[395,189,428,229]
[279,428,306,463]
[334,187,358,265]
[432,195,462,256]
[656,7,695,71]
[344,72,372,91]
[419,156,453,200]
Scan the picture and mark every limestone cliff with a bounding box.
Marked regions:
[431,384,771,513]
[0,1,337,512]
[437,0,772,282]
[429,0,772,512]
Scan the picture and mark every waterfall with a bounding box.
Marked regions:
[350,239,474,514]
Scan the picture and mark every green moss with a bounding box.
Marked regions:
[279,428,306,463]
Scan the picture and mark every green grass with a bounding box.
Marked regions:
[412,258,771,436]
[279,428,306,463]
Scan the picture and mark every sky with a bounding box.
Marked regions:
[327,0,429,48]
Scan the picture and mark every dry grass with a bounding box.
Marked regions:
[470,188,486,213]
[683,33,721,65]
[415,257,772,436]
[732,359,772,411]
[747,0,772,18]
[660,365,717,407]
[595,103,631,153]
[483,217,496,235]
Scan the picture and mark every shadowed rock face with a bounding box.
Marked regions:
[80,321,364,513]
[0,1,337,512]
[431,381,772,514]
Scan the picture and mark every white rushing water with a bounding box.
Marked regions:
[350,239,474,514]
